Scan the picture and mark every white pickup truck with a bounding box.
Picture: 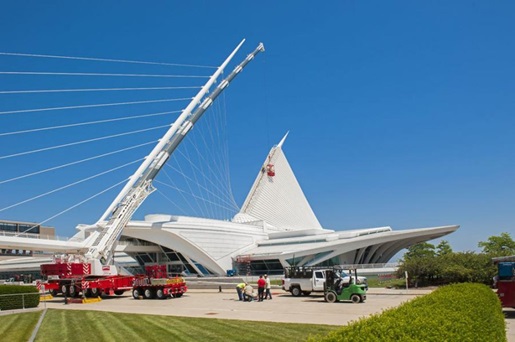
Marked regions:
[282,267,367,296]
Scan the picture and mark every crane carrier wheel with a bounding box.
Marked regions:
[133,289,141,299]
[156,288,167,300]
[144,288,154,299]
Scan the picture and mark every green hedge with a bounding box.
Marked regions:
[0,285,40,310]
[309,283,506,342]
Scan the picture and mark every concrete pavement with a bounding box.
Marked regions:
[39,288,428,326]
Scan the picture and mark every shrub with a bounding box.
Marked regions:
[308,283,506,342]
[0,285,40,310]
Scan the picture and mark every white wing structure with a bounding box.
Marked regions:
[0,132,459,276]
[0,45,460,277]
[234,133,322,231]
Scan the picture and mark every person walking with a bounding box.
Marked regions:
[236,282,246,301]
[264,274,272,300]
[257,275,266,301]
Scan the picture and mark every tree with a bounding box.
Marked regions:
[436,240,452,257]
[403,242,435,262]
[398,242,437,287]
[397,240,495,287]
[478,232,515,257]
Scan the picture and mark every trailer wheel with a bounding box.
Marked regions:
[50,289,58,297]
[156,289,166,299]
[69,285,77,297]
[351,294,361,303]
[114,290,124,296]
[291,287,302,297]
[61,284,69,297]
[174,293,183,298]
[144,288,154,299]
[133,289,141,299]
[325,291,337,303]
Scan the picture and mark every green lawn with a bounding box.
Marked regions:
[2,309,338,342]
[0,310,42,341]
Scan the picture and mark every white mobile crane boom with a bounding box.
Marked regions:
[82,40,265,275]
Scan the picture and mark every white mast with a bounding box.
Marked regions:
[82,40,265,274]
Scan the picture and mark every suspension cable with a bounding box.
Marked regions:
[0,52,217,69]
[0,159,143,213]
[0,86,201,95]
[0,98,191,116]
[0,125,168,160]
[0,140,157,185]
[0,110,179,137]
[16,178,128,236]
[0,71,209,78]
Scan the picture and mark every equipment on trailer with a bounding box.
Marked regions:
[39,40,265,299]
[492,255,515,308]
[132,265,187,300]
[324,268,367,304]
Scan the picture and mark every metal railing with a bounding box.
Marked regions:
[0,230,78,242]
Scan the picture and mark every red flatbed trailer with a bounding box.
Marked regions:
[131,265,187,300]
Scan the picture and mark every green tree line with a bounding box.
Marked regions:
[396,232,515,287]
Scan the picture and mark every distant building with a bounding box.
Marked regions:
[0,219,55,258]
[0,219,55,281]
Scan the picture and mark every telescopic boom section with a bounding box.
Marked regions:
[84,41,265,268]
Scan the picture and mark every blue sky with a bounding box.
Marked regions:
[1,1,515,254]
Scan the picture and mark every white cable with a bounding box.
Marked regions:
[0,110,179,137]
[160,165,239,211]
[170,144,207,218]
[0,71,209,78]
[0,159,142,213]
[156,181,239,213]
[0,140,156,185]
[158,170,197,216]
[0,86,201,95]
[0,52,217,69]
[0,98,191,116]
[154,188,188,216]
[16,179,128,235]
[174,148,237,208]
[0,125,168,160]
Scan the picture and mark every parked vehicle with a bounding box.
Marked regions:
[492,256,515,308]
[132,265,187,300]
[282,266,367,297]
[41,262,134,298]
[324,269,367,303]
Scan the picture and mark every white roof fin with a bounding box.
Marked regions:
[277,131,289,148]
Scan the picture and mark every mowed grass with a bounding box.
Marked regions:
[4,309,337,342]
[0,310,42,341]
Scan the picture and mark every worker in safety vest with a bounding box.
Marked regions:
[236,282,246,301]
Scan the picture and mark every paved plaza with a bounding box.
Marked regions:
[33,288,427,325]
